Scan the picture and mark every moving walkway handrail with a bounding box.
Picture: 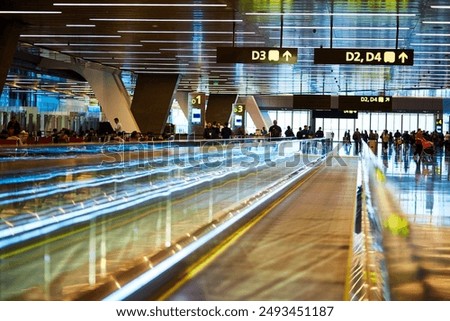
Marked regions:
[80,140,330,300]
[349,141,422,300]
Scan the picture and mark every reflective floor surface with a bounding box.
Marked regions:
[337,142,449,225]
[377,144,449,226]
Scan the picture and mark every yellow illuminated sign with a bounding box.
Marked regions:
[349,0,409,11]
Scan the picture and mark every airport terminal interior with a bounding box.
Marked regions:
[0,0,450,301]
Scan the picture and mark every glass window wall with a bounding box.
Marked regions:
[311,111,436,142]
[170,108,439,141]
[266,110,310,137]
[293,110,310,132]
[245,113,256,135]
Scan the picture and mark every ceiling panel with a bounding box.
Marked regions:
[1,0,449,98]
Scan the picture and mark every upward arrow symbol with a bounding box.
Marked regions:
[282,51,292,61]
[398,52,409,63]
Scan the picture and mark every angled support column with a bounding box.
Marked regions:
[175,91,189,119]
[205,94,237,125]
[76,63,138,133]
[39,57,139,133]
[131,74,180,135]
[0,20,23,91]
[260,111,273,127]
[237,95,269,130]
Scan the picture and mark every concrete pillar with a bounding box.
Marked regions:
[0,20,23,91]
[131,74,180,135]
[205,94,237,125]
[38,57,139,133]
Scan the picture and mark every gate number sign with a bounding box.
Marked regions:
[314,48,414,66]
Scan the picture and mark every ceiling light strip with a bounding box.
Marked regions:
[160,48,216,52]
[21,35,121,38]
[54,3,226,7]
[0,11,61,14]
[260,26,409,30]
[411,43,450,46]
[66,24,96,28]
[141,40,233,44]
[423,21,450,24]
[84,57,176,61]
[90,18,242,22]
[245,12,415,17]
[69,44,143,47]
[118,30,255,35]
[269,37,403,41]
[106,62,189,66]
[415,33,450,37]
[61,51,160,54]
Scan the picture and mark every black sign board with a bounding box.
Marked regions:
[293,95,331,109]
[314,48,414,66]
[338,96,393,111]
[217,47,298,64]
[312,110,358,119]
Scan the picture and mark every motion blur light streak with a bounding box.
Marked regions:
[0,142,313,249]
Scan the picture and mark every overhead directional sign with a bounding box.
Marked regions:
[314,48,414,66]
[217,47,298,64]
[293,95,331,109]
[338,95,393,111]
[312,110,358,119]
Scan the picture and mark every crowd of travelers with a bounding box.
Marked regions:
[2,113,449,156]
[349,127,450,156]
[0,115,171,145]
[201,119,328,141]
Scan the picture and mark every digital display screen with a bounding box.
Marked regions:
[234,115,242,126]
[191,108,201,123]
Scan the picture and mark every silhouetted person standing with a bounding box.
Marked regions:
[353,128,362,154]
[269,120,282,138]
